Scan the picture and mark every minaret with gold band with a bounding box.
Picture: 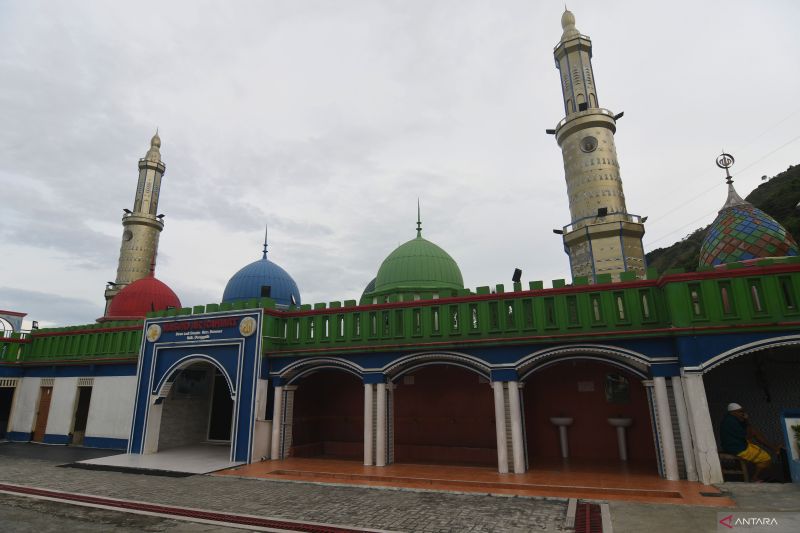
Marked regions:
[551,10,646,281]
[104,132,166,313]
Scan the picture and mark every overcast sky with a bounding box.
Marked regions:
[1,0,799,327]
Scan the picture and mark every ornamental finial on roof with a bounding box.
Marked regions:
[145,129,162,162]
[416,199,422,238]
[262,224,269,259]
[716,151,746,210]
[560,8,579,40]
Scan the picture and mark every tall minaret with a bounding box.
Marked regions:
[550,10,646,282]
[104,132,166,313]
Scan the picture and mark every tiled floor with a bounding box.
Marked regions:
[79,443,242,474]
[217,457,736,506]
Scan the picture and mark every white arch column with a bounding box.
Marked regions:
[671,376,698,481]
[653,376,679,480]
[363,383,374,466]
[270,385,284,460]
[507,381,526,474]
[492,381,509,474]
[681,372,723,484]
[375,382,387,466]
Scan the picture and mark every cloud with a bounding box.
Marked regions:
[0,287,102,327]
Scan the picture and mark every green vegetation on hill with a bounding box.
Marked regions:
[645,164,800,274]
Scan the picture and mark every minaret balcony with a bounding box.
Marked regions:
[122,211,165,231]
[555,108,617,143]
[560,212,646,234]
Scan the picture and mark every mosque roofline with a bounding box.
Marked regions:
[265,259,800,318]
[0,310,27,317]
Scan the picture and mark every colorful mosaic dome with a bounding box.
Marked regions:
[698,182,799,268]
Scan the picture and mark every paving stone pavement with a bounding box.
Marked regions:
[0,453,568,532]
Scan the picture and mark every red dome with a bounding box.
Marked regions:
[106,275,181,318]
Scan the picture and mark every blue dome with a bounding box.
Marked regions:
[222,256,301,307]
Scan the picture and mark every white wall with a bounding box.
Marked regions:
[8,377,40,434]
[45,377,79,436]
[85,376,136,440]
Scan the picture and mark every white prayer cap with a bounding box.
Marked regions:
[727,402,743,412]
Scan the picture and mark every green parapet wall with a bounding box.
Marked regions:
[10,260,800,363]
[16,321,143,363]
[259,262,800,356]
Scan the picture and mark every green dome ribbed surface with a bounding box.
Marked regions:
[374,236,464,293]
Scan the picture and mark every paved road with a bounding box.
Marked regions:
[0,443,567,532]
[0,493,241,532]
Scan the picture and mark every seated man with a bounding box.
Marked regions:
[720,403,780,481]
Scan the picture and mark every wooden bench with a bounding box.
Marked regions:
[719,452,750,481]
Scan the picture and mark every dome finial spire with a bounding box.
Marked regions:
[145,128,162,162]
[262,224,269,259]
[416,199,422,238]
[716,151,746,209]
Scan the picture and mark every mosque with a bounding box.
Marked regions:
[2,11,799,487]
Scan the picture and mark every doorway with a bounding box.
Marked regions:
[0,385,15,439]
[71,386,93,445]
[208,370,234,441]
[32,386,53,442]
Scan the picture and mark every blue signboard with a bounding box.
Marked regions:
[128,311,262,463]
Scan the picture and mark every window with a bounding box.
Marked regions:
[470,304,479,330]
[294,320,300,340]
[450,305,460,332]
[413,308,422,335]
[382,311,391,336]
[688,284,704,317]
[749,279,764,313]
[337,315,345,338]
[505,302,515,329]
[522,299,534,329]
[590,293,602,322]
[323,316,330,339]
[779,276,796,310]
[395,310,404,336]
[566,295,579,325]
[614,292,627,321]
[489,302,500,330]
[639,290,652,320]
[369,312,377,337]
[544,297,556,327]
[719,282,734,316]
[353,313,361,337]
[432,306,440,333]
[308,318,315,339]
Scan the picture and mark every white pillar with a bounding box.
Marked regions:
[681,372,723,484]
[363,383,374,466]
[142,396,163,454]
[653,376,679,480]
[671,376,698,481]
[270,385,283,460]
[375,382,387,467]
[507,381,525,474]
[492,381,509,474]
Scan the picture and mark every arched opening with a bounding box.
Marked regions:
[393,364,496,466]
[290,369,363,459]
[704,344,800,482]
[523,359,656,469]
[157,361,234,451]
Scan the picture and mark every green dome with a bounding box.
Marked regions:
[374,235,464,294]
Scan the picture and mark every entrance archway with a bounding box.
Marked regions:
[290,369,363,459]
[157,361,234,451]
[393,364,496,466]
[704,344,799,481]
[523,359,656,468]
